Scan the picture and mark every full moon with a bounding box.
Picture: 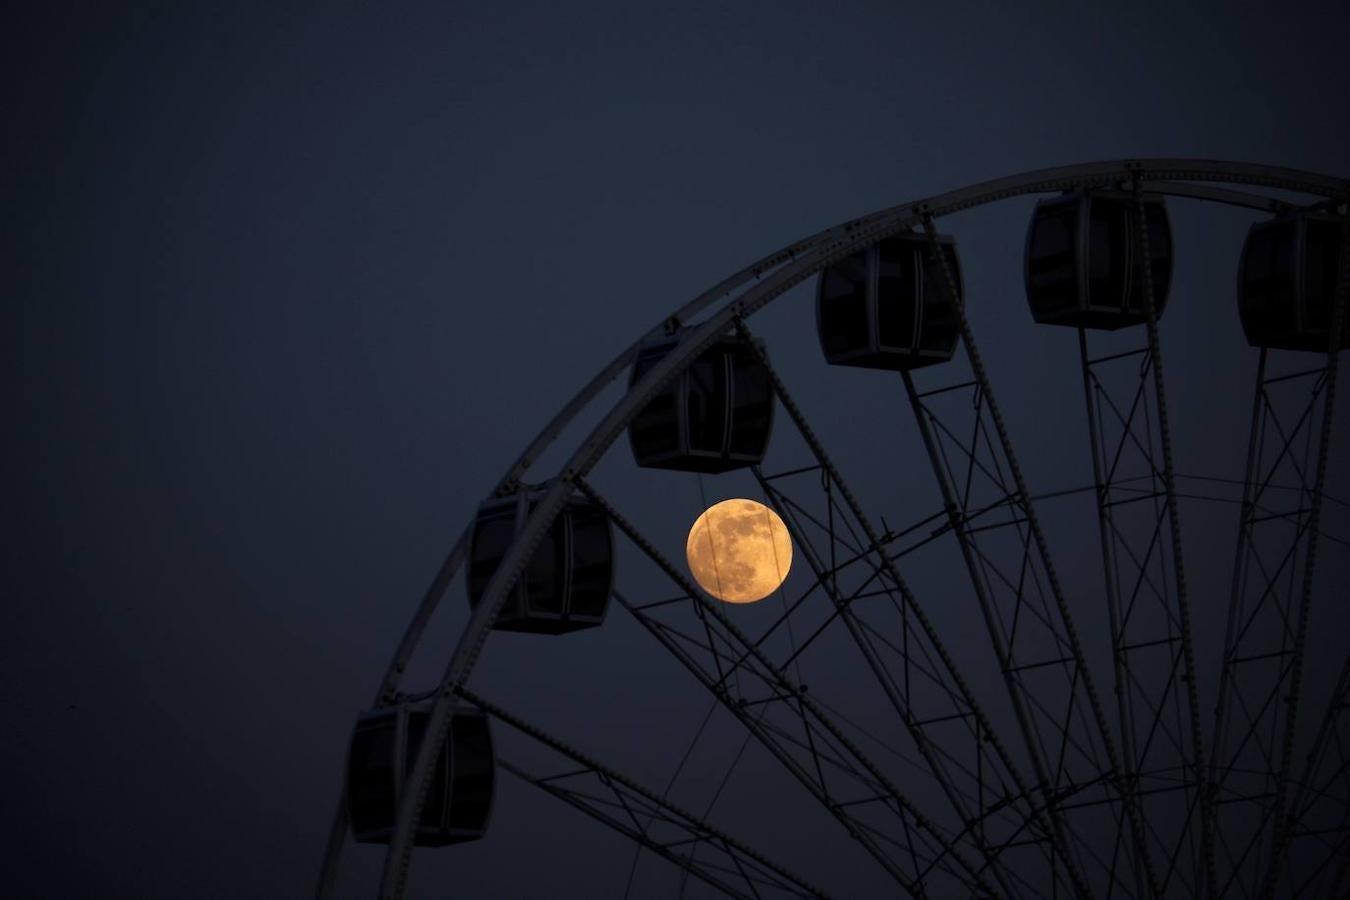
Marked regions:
[685,498,793,604]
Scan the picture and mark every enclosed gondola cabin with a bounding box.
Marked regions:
[346,702,494,847]
[467,487,614,634]
[1024,191,1173,329]
[627,333,775,473]
[1239,212,1349,352]
[816,233,962,371]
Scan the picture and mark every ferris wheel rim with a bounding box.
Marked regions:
[399,157,1350,717]
[315,158,1349,900]
[375,159,1350,715]
[494,159,1348,502]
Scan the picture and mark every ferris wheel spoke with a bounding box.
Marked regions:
[1073,278,1207,893]
[906,363,1137,900]
[1121,181,1214,897]
[1307,842,1350,899]
[577,478,999,897]
[896,218,1150,898]
[615,584,982,896]
[1252,214,1350,900]
[734,322,1090,899]
[1209,219,1349,899]
[1261,649,1350,897]
[754,467,1035,832]
[452,687,832,900]
[752,469,978,713]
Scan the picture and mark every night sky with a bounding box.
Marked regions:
[7,3,1350,898]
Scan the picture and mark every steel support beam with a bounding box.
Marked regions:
[909,216,1152,899]
[458,687,832,900]
[737,323,1077,898]
[582,480,1000,897]
[1209,342,1342,899]
[1255,213,1350,898]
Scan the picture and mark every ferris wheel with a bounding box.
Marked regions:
[316,159,1350,899]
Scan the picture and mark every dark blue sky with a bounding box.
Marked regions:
[7,3,1350,897]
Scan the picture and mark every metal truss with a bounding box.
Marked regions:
[1074,330,1206,897]
[1131,183,1210,896]
[742,469,1065,897]
[314,161,1350,900]
[578,476,1003,898]
[1258,652,1350,897]
[896,220,1152,899]
[736,323,1083,898]
[455,687,831,900]
[1055,185,1218,898]
[1211,218,1349,900]
[1208,353,1330,896]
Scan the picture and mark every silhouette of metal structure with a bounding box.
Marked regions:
[317,160,1349,899]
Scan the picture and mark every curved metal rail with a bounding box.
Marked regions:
[314,159,1349,900]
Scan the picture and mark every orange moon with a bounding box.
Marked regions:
[685,498,793,604]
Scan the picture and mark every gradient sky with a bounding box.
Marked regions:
[7,3,1350,897]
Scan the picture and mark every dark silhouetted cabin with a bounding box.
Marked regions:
[1024,191,1173,329]
[627,333,774,473]
[1239,212,1349,352]
[816,233,962,370]
[346,702,494,846]
[467,487,614,634]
